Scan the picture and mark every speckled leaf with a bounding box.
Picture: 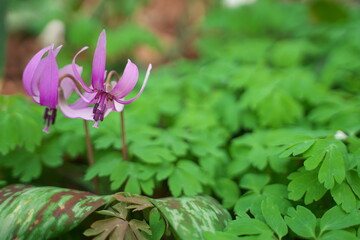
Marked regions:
[151,195,231,240]
[0,184,111,240]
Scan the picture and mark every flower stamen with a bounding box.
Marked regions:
[43,107,57,133]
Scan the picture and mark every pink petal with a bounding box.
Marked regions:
[113,101,124,112]
[30,45,63,100]
[59,64,83,99]
[114,63,152,104]
[39,48,59,108]
[91,30,106,91]
[72,47,93,93]
[109,60,139,99]
[58,91,94,121]
[22,46,51,96]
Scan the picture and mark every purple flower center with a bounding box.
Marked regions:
[92,91,113,122]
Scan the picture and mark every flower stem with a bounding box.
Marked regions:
[120,110,128,161]
[83,120,99,192]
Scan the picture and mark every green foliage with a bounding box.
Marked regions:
[285,206,317,239]
[4,0,360,238]
[0,95,43,155]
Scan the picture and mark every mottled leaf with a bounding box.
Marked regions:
[0,185,111,240]
[151,195,231,240]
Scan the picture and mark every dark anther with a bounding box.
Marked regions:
[92,92,109,122]
[94,109,101,122]
[43,108,49,124]
[93,103,99,114]
[43,107,57,128]
[51,109,57,124]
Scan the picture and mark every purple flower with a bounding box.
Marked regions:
[22,45,61,132]
[59,30,152,127]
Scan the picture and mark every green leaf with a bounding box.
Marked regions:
[0,95,43,155]
[285,206,317,239]
[155,130,189,156]
[203,231,240,240]
[320,206,360,232]
[131,142,176,164]
[269,40,312,67]
[155,163,175,181]
[168,160,209,196]
[110,161,131,190]
[346,171,360,199]
[234,193,263,218]
[330,182,357,212]
[214,178,240,208]
[234,184,291,219]
[261,198,288,239]
[1,151,42,182]
[240,173,270,194]
[84,152,121,180]
[318,230,358,240]
[288,168,327,204]
[256,89,303,128]
[0,185,110,239]
[280,138,315,158]
[226,217,273,236]
[125,176,141,194]
[303,139,346,189]
[262,184,292,215]
[140,178,155,196]
[151,195,231,240]
[148,210,166,240]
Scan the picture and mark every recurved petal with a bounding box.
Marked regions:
[22,46,51,96]
[91,30,106,91]
[39,48,59,109]
[114,63,152,104]
[109,59,139,99]
[72,47,93,93]
[58,91,94,121]
[59,64,83,99]
[113,100,124,112]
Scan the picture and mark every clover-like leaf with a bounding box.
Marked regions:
[303,139,347,189]
[288,167,327,204]
[261,197,288,239]
[320,206,360,232]
[285,206,317,239]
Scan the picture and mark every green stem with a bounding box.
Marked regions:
[83,120,99,193]
[120,110,128,161]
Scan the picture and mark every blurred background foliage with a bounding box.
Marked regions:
[2,0,360,238]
